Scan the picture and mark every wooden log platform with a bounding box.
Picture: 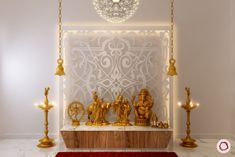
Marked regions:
[61,124,172,149]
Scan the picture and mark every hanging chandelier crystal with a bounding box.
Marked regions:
[93,0,140,23]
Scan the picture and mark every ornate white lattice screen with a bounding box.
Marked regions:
[63,28,170,125]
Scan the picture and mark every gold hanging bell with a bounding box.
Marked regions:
[55,58,65,76]
[167,58,177,76]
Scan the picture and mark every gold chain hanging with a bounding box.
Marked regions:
[55,0,65,76]
[167,0,177,76]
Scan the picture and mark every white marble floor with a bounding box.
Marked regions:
[0,138,234,157]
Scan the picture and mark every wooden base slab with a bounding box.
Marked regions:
[61,130,172,149]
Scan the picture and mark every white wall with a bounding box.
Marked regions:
[0,18,3,135]
[0,0,58,138]
[0,0,233,138]
[231,0,235,137]
[176,0,232,138]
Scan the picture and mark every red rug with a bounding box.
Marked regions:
[55,152,178,157]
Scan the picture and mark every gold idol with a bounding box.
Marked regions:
[67,101,85,127]
[151,112,169,129]
[112,95,132,126]
[132,89,153,126]
[86,91,111,126]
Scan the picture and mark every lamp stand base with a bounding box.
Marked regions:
[180,137,197,148]
[37,137,55,148]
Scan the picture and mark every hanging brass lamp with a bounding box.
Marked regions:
[55,0,65,76]
[167,0,177,76]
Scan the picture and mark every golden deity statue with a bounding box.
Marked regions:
[86,91,111,126]
[132,89,153,126]
[67,101,85,127]
[112,95,132,126]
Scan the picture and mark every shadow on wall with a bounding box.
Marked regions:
[0,42,3,136]
[0,23,6,136]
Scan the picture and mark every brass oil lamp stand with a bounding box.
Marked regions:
[36,87,55,148]
[179,87,199,148]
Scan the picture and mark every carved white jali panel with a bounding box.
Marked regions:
[63,29,170,125]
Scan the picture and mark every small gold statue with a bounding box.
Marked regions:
[86,91,111,126]
[132,89,153,126]
[112,95,132,126]
[86,92,99,126]
[150,112,158,127]
[68,101,85,127]
[157,121,169,129]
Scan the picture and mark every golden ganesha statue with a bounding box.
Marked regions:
[132,89,153,126]
[112,95,131,126]
[86,91,111,126]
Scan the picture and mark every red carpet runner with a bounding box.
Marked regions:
[56,152,178,157]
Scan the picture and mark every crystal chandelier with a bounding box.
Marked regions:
[93,0,140,23]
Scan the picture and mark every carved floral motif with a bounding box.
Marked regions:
[63,30,170,124]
